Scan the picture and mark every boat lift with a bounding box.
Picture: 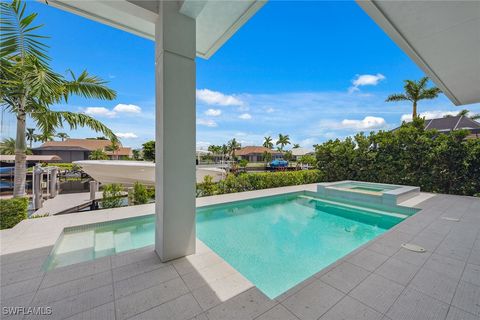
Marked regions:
[32,164,59,211]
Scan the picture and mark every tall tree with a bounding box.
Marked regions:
[455,109,480,120]
[263,136,273,149]
[227,138,241,159]
[276,134,291,151]
[89,149,108,160]
[142,141,155,161]
[293,143,300,148]
[56,132,69,141]
[386,77,441,119]
[37,130,55,142]
[1,138,32,155]
[106,140,120,159]
[0,0,117,197]
[26,128,36,148]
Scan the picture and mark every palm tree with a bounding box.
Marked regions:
[276,134,291,151]
[455,109,480,120]
[1,0,117,197]
[386,77,441,119]
[0,137,16,155]
[1,138,32,155]
[89,148,109,160]
[26,128,36,148]
[37,131,55,143]
[263,136,273,149]
[57,132,69,141]
[221,144,229,160]
[106,140,120,160]
[227,138,241,159]
[293,143,300,148]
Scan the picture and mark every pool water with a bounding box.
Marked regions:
[351,186,385,192]
[45,193,406,298]
[334,182,399,193]
[197,194,402,298]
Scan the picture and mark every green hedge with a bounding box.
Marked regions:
[196,170,324,197]
[315,118,480,196]
[0,197,29,229]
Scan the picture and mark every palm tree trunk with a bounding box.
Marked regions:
[412,101,417,119]
[13,108,27,198]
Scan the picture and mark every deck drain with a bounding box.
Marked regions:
[441,217,460,222]
[401,243,426,253]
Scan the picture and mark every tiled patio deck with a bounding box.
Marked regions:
[1,186,479,320]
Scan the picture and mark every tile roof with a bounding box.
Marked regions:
[35,139,132,156]
[235,146,282,156]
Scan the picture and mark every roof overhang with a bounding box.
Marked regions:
[356,0,480,106]
[0,155,63,162]
[42,0,266,59]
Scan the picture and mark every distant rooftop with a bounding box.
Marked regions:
[394,116,480,137]
[0,155,62,162]
[424,116,480,133]
[235,146,282,156]
[291,148,313,157]
[34,139,132,156]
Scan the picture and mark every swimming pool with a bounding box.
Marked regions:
[45,193,411,298]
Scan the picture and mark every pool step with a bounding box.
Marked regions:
[298,195,408,219]
[94,231,115,257]
[114,230,134,253]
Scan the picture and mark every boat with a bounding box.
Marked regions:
[73,160,226,186]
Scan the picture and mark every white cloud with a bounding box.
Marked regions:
[83,104,141,118]
[115,132,138,139]
[84,107,116,118]
[196,89,244,106]
[113,104,141,113]
[341,116,387,129]
[196,141,211,149]
[349,73,386,93]
[265,107,275,113]
[401,110,457,122]
[239,113,252,120]
[204,109,222,116]
[197,118,218,127]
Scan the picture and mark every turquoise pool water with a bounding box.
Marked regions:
[334,181,399,192]
[45,193,406,298]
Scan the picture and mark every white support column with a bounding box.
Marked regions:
[155,1,196,262]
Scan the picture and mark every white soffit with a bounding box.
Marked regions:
[356,0,480,106]
[43,0,266,59]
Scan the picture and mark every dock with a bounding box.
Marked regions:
[32,191,103,216]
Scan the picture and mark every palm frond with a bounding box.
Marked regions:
[0,0,49,61]
[417,76,429,90]
[457,109,470,117]
[63,70,116,101]
[419,87,441,100]
[32,109,118,142]
[385,93,409,102]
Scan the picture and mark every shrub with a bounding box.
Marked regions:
[196,170,324,197]
[314,118,480,196]
[0,197,29,229]
[133,182,149,205]
[196,175,217,197]
[102,183,124,208]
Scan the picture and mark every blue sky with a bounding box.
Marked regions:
[2,0,479,150]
